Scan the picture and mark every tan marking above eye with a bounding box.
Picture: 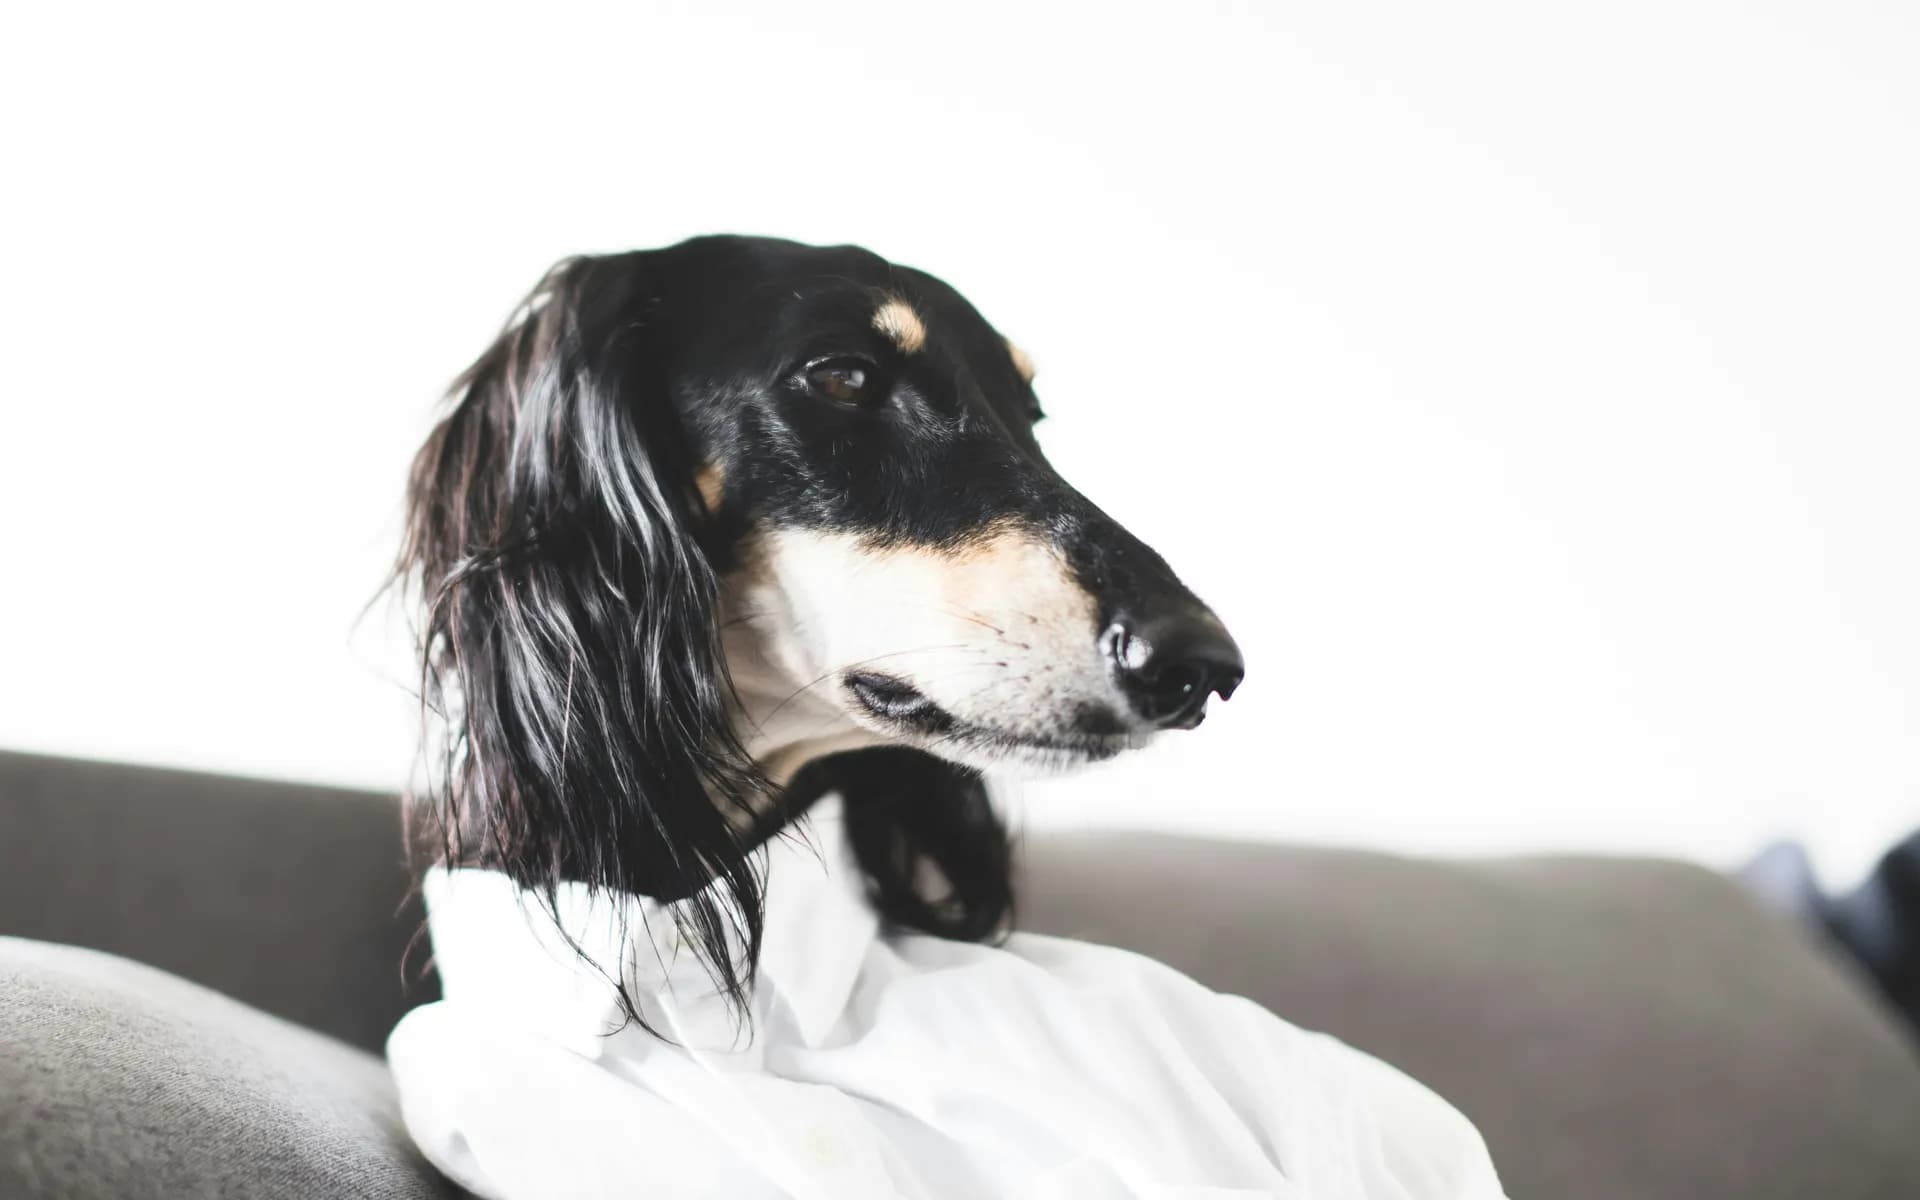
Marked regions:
[1006,339,1036,383]
[872,298,927,355]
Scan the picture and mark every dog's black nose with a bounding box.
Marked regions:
[1104,611,1245,729]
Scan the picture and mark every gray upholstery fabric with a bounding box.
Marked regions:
[5,747,1920,1198]
[0,936,457,1200]
[1020,836,1920,1200]
[0,749,430,1052]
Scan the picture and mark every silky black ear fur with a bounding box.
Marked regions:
[397,253,771,1028]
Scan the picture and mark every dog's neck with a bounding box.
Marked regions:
[721,610,887,799]
[713,535,891,803]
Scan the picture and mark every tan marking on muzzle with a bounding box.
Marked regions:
[932,524,1087,624]
[872,298,928,355]
[721,523,1102,736]
[1006,339,1036,383]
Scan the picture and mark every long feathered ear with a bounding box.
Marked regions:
[396,253,769,1025]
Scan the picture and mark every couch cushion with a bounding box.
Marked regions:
[0,937,457,1200]
[1019,835,1920,1200]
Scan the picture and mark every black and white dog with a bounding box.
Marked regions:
[397,235,1243,1024]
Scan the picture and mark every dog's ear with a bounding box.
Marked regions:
[397,253,768,1022]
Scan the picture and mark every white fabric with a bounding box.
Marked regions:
[387,798,1508,1199]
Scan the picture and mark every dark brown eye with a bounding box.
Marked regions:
[805,357,879,407]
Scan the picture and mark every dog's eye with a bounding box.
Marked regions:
[804,357,882,407]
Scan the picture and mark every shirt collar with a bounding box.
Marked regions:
[422,793,878,1053]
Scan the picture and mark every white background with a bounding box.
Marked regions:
[3,2,1915,885]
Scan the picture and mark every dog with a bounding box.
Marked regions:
[395,235,1244,1027]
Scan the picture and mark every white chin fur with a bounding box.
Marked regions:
[915,731,1156,777]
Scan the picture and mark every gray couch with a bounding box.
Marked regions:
[3,749,1917,1198]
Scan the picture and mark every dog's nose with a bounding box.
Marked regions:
[1104,611,1245,729]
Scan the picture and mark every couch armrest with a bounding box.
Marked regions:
[0,937,457,1200]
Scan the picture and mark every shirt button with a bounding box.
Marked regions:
[803,1125,849,1170]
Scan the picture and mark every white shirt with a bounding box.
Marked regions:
[387,798,1508,1199]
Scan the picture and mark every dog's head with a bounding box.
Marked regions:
[400,236,1241,1017]
[674,238,1243,777]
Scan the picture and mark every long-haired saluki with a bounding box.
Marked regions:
[386,236,1505,1199]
